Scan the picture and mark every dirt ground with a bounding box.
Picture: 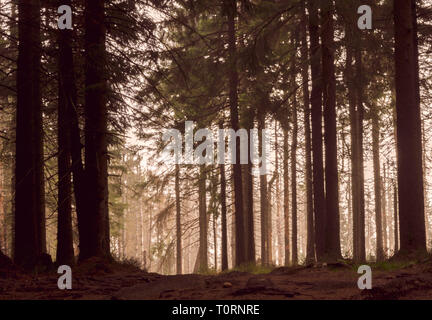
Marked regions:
[1,258,432,300]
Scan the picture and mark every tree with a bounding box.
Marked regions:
[197,165,208,271]
[307,0,326,262]
[175,164,182,274]
[321,0,341,261]
[219,159,228,271]
[258,111,269,265]
[224,0,246,266]
[300,2,315,265]
[283,126,290,266]
[14,0,46,268]
[82,0,110,259]
[346,31,366,263]
[290,33,298,265]
[393,0,426,254]
[57,0,75,266]
[371,104,384,261]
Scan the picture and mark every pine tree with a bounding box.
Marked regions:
[393,0,426,254]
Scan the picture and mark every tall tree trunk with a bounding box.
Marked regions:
[14,0,45,268]
[82,0,110,260]
[258,113,268,265]
[225,0,246,266]
[267,174,275,265]
[346,43,359,261]
[321,0,341,261]
[198,166,208,271]
[0,166,5,254]
[175,164,182,274]
[394,182,399,252]
[57,0,75,265]
[347,39,366,263]
[422,119,430,244]
[372,104,384,261]
[274,123,283,265]
[35,0,46,259]
[244,159,255,264]
[290,54,298,265]
[301,2,315,264]
[213,211,217,270]
[283,128,290,266]
[355,49,366,262]
[220,161,228,271]
[308,0,326,262]
[382,170,388,257]
[393,0,426,254]
[291,103,298,265]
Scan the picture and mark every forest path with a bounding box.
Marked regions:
[1,260,432,300]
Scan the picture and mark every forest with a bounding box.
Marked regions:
[0,0,432,300]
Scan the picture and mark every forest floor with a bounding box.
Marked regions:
[1,257,432,300]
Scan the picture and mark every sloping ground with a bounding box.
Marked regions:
[1,259,432,300]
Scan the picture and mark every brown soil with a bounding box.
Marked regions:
[1,259,432,300]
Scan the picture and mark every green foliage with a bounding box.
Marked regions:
[116,257,144,271]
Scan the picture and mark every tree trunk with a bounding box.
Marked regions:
[393,0,426,254]
[422,119,430,245]
[175,164,182,274]
[198,166,208,271]
[347,39,366,263]
[213,211,217,270]
[290,59,298,265]
[372,104,384,261]
[382,170,388,257]
[14,0,45,268]
[355,49,366,262]
[394,182,399,252]
[267,174,275,265]
[274,123,283,265]
[244,160,255,264]
[258,113,268,265]
[321,0,341,261]
[57,0,75,265]
[220,161,228,271]
[283,128,290,266]
[225,0,246,267]
[82,0,110,260]
[301,2,315,264]
[308,0,326,262]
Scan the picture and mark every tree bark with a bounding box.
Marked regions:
[220,161,228,271]
[274,123,283,265]
[393,0,426,254]
[346,38,366,263]
[290,49,298,265]
[175,164,182,274]
[394,182,399,252]
[225,0,246,266]
[57,0,75,265]
[82,0,110,260]
[372,104,384,261]
[283,128,290,266]
[198,166,208,271]
[308,0,326,262]
[301,2,315,264]
[258,113,268,265]
[14,0,45,268]
[355,49,366,262]
[382,169,388,257]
